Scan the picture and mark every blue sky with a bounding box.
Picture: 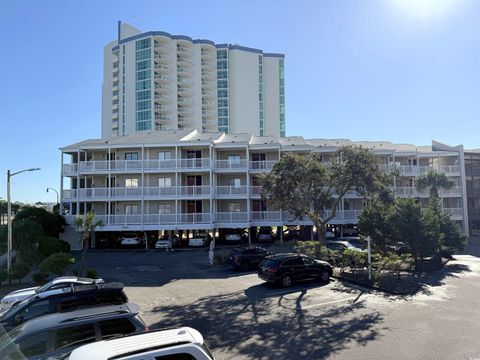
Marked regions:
[0,0,479,202]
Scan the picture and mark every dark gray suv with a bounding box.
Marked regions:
[0,303,146,360]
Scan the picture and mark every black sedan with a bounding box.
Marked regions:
[258,253,333,287]
[228,246,272,270]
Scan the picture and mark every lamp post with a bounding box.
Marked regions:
[46,187,59,205]
[7,167,41,274]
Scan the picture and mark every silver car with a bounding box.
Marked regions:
[0,276,104,311]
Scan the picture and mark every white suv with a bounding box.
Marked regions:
[68,327,215,360]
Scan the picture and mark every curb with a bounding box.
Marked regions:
[332,274,422,296]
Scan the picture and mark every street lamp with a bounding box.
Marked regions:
[46,187,59,205]
[7,167,41,274]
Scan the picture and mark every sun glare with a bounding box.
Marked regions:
[389,0,459,20]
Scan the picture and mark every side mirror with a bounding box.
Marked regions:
[14,315,24,325]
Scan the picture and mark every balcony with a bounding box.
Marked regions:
[380,164,461,177]
[250,211,282,223]
[443,208,463,220]
[390,186,462,197]
[215,160,247,171]
[249,160,278,172]
[215,186,248,197]
[66,213,212,227]
[143,159,177,171]
[201,90,215,98]
[250,186,262,197]
[154,54,169,64]
[154,74,171,83]
[177,66,192,76]
[154,64,169,72]
[178,158,210,170]
[177,57,192,66]
[62,164,78,175]
[215,212,249,224]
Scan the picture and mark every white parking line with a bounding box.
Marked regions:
[301,296,359,309]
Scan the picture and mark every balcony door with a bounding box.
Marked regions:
[251,153,266,169]
[186,150,202,168]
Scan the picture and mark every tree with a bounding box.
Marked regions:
[14,206,66,238]
[39,253,75,276]
[391,198,436,261]
[261,146,393,246]
[416,169,455,199]
[74,211,103,276]
[358,199,395,255]
[0,219,44,265]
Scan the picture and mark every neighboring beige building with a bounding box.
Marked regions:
[102,22,285,139]
[60,131,469,237]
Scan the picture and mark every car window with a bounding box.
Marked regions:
[282,258,303,266]
[302,257,315,266]
[17,331,50,357]
[56,294,90,312]
[17,300,50,322]
[155,354,197,360]
[98,318,136,338]
[54,324,96,350]
[49,282,74,290]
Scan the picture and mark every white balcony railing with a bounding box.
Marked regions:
[215,212,249,223]
[216,186,248,196]
[215,160,247,170]
[249,160,278,171]
[250,211,282,222]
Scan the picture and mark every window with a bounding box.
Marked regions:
[54,324,96,350]
[125,204,138,215]
[159,204,172,214]
[283,258,303,266]
[17,332,50,357]
[158,177,172,187]
[125,178,138,188]
[158,151,171,161]
[17,300,49,322]
[99,318,136,338]
[303,257,315,266]
[228,155,240,165]
[124,153,138,160]
[228,202,241,212]
[228,178,241,188]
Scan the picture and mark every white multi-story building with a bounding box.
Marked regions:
[60,131,469,240]
[102,22,285,139]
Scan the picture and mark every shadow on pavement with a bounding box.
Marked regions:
[148,285,385,359]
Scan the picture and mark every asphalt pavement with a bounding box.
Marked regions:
[84,240,480,360]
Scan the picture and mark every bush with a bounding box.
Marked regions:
[38,235,70,258]
[440,246,456,259]
[342,249,367,275]
[10,262,31,282]
[86,268,99,279]
[32,272,48,284]
[0,269,8,284]
[293,241,325,260]
[212,250,230,266]
[39,253,75,276]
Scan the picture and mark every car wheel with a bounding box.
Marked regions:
[320,270,330,282]
[240,261,250,271]
[281,275,293,287]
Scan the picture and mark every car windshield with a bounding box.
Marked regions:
[36,280,55,293]
[261,259,279,268]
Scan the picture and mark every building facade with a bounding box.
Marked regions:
[465,151,480,234]
[60,131,469,237]
[102,22,285,139]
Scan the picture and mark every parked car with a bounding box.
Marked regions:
[155,234,180,250]
[0,276,104,312]
[339,237,367,250]
[120,233,144,248]
[284,228,300,241]
[0,282,127,331]
[228,247,272,270]
[256,227,274,243]
[0,303,146,360]
[387,242,411,255]
[69,327,215,360]
[258,253,333,287]
[326,240,365,253]
[224,229,247,244]
[189,233,212,247]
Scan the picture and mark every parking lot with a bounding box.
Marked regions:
[84,247,480,360]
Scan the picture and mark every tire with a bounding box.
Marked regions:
[281,275,293,287]
[240,261,250,271]
[320,270,330,283]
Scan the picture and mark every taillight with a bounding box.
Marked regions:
[234,256,240,263]
[266,267,278,273]
[145,326,150,332]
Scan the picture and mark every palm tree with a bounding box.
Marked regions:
[74,211,103,276]
[416,169,455,199]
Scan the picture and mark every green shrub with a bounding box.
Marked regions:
[342,249,367,275]
[38,235,70,258]
[32,272,48,284]
[86,268,99,279]
[10,262,31,282]
[294,241,324,259]
[0,269,8,284]
[39,253,75,276]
